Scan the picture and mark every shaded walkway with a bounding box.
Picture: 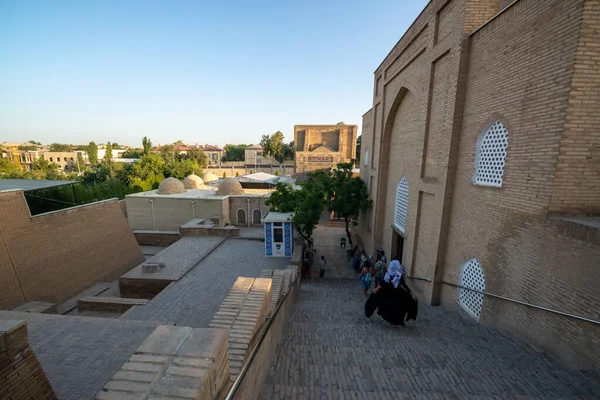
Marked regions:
[261,279,599,399]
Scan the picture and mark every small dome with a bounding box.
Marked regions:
[203,172,219,183]
[157,177,186,195]
[183,174,204,189]
[217,178,244,196]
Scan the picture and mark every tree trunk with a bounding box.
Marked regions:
[344,217,353,246]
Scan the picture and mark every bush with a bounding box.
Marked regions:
[222,172,227,179]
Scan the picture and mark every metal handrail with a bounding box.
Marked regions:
[440,280,600,326]
[225,278,294,400]
[405,276,432,282]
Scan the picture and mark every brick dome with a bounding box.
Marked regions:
[156,177,186,195]
[217,178,244,196]
[203,172,219,183]
[183,174,204,189]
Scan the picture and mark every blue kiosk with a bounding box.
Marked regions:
[262,212,294,257]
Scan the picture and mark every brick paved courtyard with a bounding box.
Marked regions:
[0,311,162,400]
[121,238,290,327]
[261,279,600,399]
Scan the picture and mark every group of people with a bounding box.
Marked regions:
[354,247,419,326]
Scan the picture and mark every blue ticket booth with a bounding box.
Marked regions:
[262,212,294,257]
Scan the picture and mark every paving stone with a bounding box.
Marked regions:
[122,239,289,328]
[260,279,600,399]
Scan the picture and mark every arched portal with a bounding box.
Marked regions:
[373,87,418,256]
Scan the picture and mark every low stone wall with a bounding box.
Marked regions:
[95,326,230,400]
[0,320,56,400]
[118,278,173,299]
[180,222,240,238]
[209,277,272,380]
[133,230,181,246]
[77,297,148,313]
[232,266,300,400]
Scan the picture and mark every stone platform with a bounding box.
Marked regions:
[96,326,230,400]
[119,236,225,298]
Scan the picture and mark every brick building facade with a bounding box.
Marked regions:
[357,0,600,368]
[294,125,357,173]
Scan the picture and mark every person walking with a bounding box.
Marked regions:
[359,259,374,295]
[373,253,386,288]
[319,255,326,278]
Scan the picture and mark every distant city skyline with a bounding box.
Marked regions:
[0,0,428,147]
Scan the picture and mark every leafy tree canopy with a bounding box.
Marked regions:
[49,143,74,152]
[222,144,248,162]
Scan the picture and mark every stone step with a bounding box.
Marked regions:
[78,297,148,313]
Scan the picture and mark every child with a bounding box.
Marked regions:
[360,259,374,295]
[319,256,326,278]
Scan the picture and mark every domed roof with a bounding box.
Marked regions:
[156,177,186,195]
[183,174,204,189]
[203,172,219,183]
[217,178,244,196]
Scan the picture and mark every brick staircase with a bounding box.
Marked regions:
[261,279,599,399]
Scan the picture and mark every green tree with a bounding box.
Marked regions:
[222,144,248,161]
[266,172,326,246]
[111,142,122,149]
[336,121,345,125]
[122,148,144,158]
[164,159,202,179]
[132,153,165,181]
[260,131,285,164]
[28,140,42,145]
[88,142,98,165]
[142,137,153,155]
[356,135,362,164]
[49,143,74,152]
[103,142,113,164]
[159,144,176,164]
[33,157,59,172]
[18,144,37,151]
[0,157,22,176]
[182,149,207,168]
[235,171,239,177]
[275,170,279,176]
[76,153,86,172]
[325,162,372,245]
[222,172,227,179]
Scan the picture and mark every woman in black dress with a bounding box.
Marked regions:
[364,258,418,325]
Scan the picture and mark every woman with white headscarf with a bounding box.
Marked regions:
[365,257,418,325]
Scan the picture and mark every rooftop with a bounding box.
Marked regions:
[0,179,78,192]
[126,186,273,199]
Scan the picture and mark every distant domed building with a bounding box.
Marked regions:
[156,177,186,195]
[217,178,244,196]
[203,172,219,184]
[183,174,204,189]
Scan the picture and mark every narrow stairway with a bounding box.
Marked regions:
[261,279,599,399]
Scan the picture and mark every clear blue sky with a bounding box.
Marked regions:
[0,0,427,147]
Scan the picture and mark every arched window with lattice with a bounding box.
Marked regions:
[394,177,408,232]
[473,121,508,187]
[458,258,486,320]
[237,209,246,225]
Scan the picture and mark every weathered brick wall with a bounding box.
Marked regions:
[0,191,145,310]
[228,196,271,227]
[0,320,56,400]
[441,0,599,368]
[549,0,600,213]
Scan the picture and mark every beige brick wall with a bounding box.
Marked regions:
[0,191,145,310]
[357,0,599,368]
[126,196,228,230]
[549,0,600,213]
[228,196,271,227]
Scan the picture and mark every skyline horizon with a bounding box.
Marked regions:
[0,0,427,147]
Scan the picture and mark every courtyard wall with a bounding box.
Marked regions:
[0,190,145,310]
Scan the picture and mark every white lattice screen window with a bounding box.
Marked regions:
[394,177,408,232]
[458,259,486,319]
[473,121,508,187]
